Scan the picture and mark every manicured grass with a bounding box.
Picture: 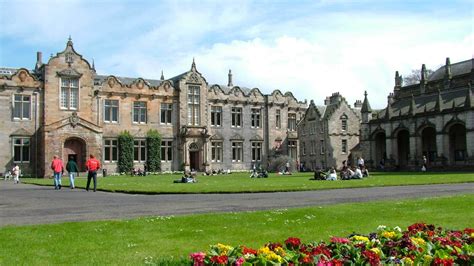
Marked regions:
[0,194,473,265]
[22,171,474,194]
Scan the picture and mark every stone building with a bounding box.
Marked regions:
[298,93,361,171]
[0,39,306,177]
[360,58,474,169]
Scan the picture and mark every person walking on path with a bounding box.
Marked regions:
[66,156,79,189]
[12,164,20,184]
[51,155,64,190]
[85,154,100,192]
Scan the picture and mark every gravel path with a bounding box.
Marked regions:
[1,181,472,226]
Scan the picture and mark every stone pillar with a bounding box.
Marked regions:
[385,138,393,166]
[183,140,189,172]
[203,139,209,172]
[466,131,474,159]
[436,133,448,165]
[409,135,418,166]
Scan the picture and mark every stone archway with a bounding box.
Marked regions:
[64,137,86,172]
[374,132,386,166]
[448,124,467,163]
[421,127,437,163]
[396,130,410,167]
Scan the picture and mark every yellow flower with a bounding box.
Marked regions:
[382,231,396,239]
[258,246,271,255]
[423,255,433,262]
[216,243,232,255]
[411,237,426,246]
[471,232,474,238]
[370,247,382,256]
[403,257,414,265]
[274,246,286,256]
[352,235,370,243]
[266,252,283,263]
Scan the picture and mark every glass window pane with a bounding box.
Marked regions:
[14,146,21,161]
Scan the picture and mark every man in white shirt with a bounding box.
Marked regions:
[357,157,365,168]
[352,167,363,179]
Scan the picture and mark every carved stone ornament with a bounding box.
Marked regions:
[188,73,200,83]
[137,80,144,90]
[65,52,74,66]
[57,68,82,78]
[18,71,27,82]
[108,78,115,88]
[69,112,79,128]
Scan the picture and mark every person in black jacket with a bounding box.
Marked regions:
[66,156,79,189]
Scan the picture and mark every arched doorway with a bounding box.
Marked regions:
[396,130,410,167]
[189,142,200,171]
[448,124,467,163]
[421,127,437,163]
[374,132,386,166]
[64,138,86,172]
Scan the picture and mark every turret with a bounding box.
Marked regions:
[361,91,372,123]
[160,70,165,81]
[394,71,402,96]
[434,88,443,112]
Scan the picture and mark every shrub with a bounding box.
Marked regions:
[118,131,134,174]
[146,129,161,172]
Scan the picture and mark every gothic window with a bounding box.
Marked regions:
[231,107,242,127]
[288,140,297,158]
[251,108,261,128]
[251,142,262,161]
[211,141,223,162]
[104,139,118,162]
[161,103,173,124]
[275,109,281,129]
[288,113,296,131]
[161,141,173,162]
[211,106,222,127]
[320,140,325,154]
[133,101,147,124]
[341,114,348,131]
[104,100,119,123]
[187,86,200,126]
[134,139,147,162]
[13,94,31,120]
[13,137,30,163]
[60,78,79,110]
[302,142,306,155]
[232,141,243,162]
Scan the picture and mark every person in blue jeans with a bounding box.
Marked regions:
[51,155,64,190]
[66,156,79,189]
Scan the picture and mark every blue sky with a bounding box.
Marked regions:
[0,0,472,108]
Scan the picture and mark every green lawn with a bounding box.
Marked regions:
[0,194,472,265]
[22,171,474,194]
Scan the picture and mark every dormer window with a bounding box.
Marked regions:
[60,78,79,110]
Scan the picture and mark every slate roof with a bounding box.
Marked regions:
[429,59,472,81]
[94,74,162,87]
[0,67,19,76]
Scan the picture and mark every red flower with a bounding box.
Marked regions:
[463,228,474,235]
[299,255,313,264]
[267,242,283,251]
[311,244,332,258]
[285,237,302,250]
[362,250,380,266]
[433,257,454,266]
[241,246,257,255]
[210,255,228,265]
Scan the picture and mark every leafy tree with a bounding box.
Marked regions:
[146,129,162,172]
[118,131,134,174]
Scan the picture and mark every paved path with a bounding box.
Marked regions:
[0,182,472,226]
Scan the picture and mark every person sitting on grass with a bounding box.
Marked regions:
[258,169,268,178]
[250,164,258,178]
[326,168,337,181]
[341,167,353,180]
[361,166,370,177]
[351,166,363,179]
[313,167,326,180]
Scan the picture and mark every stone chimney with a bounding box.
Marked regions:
[36,51,42,68]
[324,96,330,105]
[354,100,362,108]
[227,69,233,87]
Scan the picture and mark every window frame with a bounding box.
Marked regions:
[187,86,200,126]
[288,140,297,159]
[13,94,31,121]
[161,140,173,162]
[60,78,79,110]
[104,99,119,123]
[210,106,222,127]
[104,139,118,162]
[231,141,243,162]
[251,108,261,129]
[251,141,262,162]
[341,139,348,154]
[275,109,281,129]
[211,141,223,162]
[288,113,297,131]
[12,137,30,163]
[133,139,147,162]
[160,103,173,125]
[231,107,242,127]
[132,101,147,124]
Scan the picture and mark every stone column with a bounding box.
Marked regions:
[183,140,189,172]
[203,139,209,172]
[409,135,418,166]
[385,138,393,166]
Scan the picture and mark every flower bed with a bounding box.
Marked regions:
[190,223,473,265]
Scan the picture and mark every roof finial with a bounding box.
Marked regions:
[421,64,427,83]
[465,84,472,108]
[191,57,196,71]
[361,90,372,113]
[409,94,416,116]
[227,69,233,87]
[160,70,164,81]
[67,35,73,47]
[92,59,96,71]
[435,88,443,111]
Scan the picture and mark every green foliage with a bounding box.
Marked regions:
[118,131,134,173]
[146,129,162,172]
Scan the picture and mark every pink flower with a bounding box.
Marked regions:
[235,257,245,266]
[190,252,206,266]
[330,237,350,244]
